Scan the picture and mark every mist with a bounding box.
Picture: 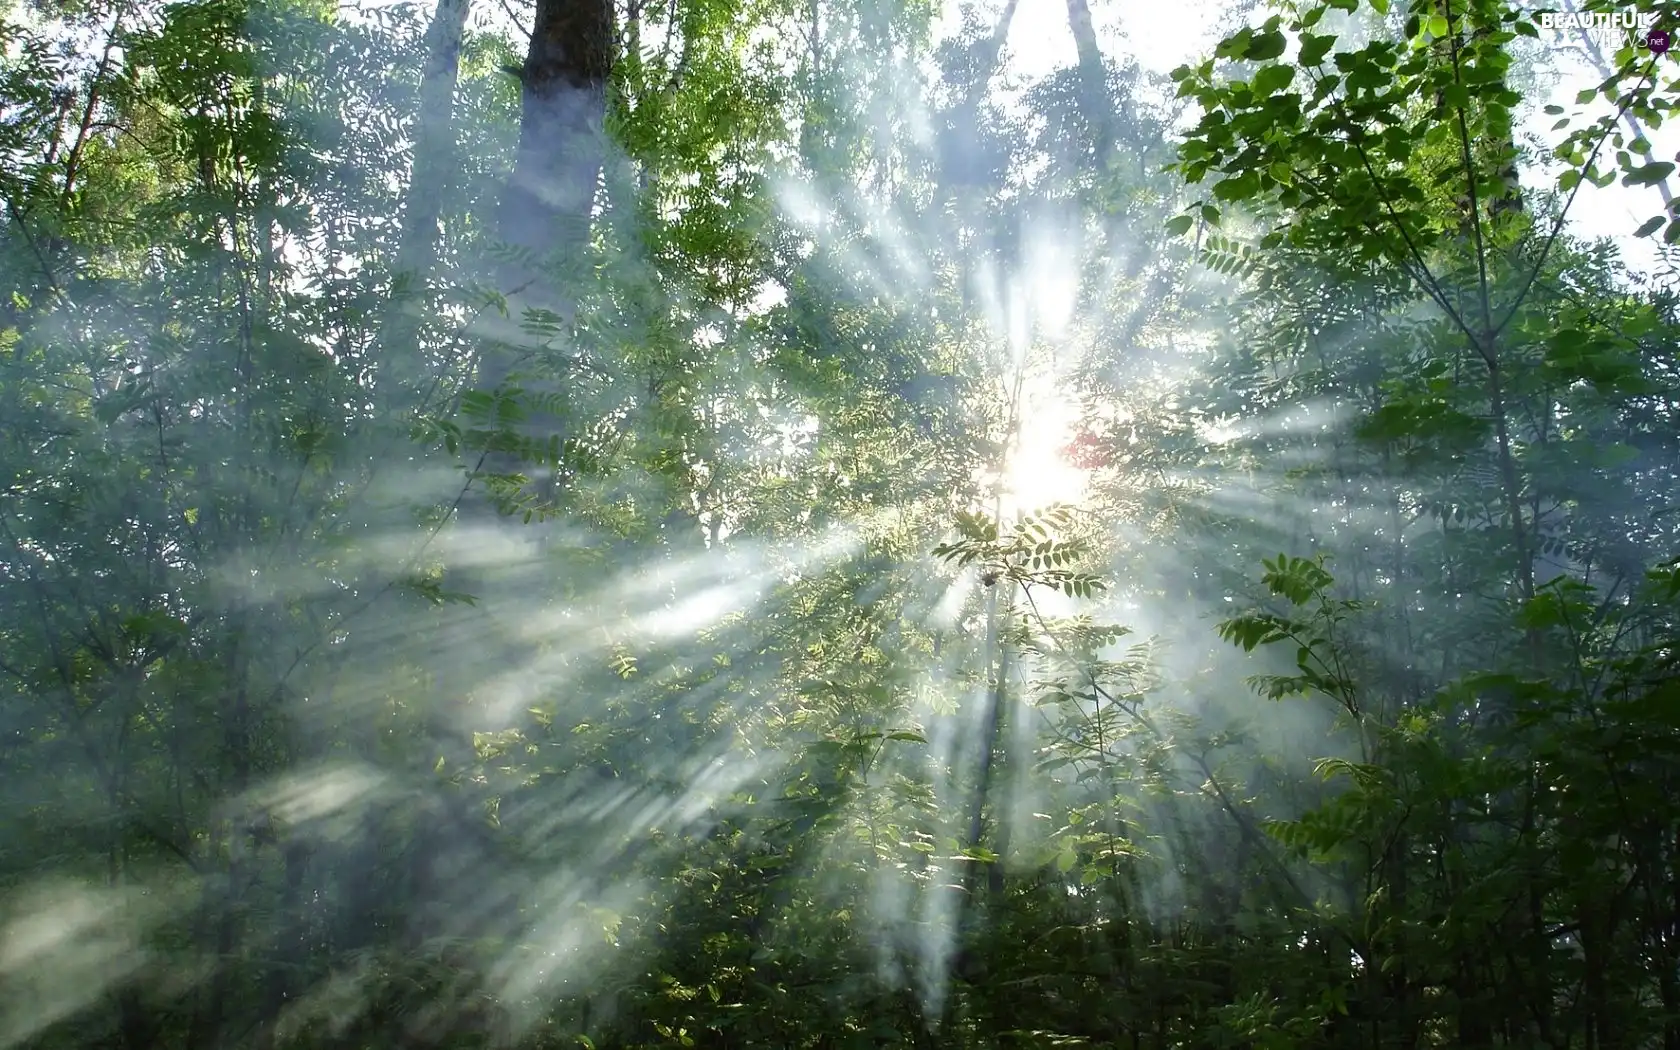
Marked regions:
[2,0,1678,1046]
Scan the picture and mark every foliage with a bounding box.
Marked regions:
[0,0,1677,1046]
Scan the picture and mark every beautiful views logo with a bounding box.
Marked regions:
[1537,9,1670,54]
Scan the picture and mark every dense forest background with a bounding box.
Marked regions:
[2,0,1679,1044]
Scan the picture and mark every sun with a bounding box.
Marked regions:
[973,251,1090,519]
[1001,385,1089,515]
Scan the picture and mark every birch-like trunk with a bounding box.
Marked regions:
[382,0,473,418]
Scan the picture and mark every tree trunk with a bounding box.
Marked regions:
[395,0,474,282]
[490,0,614,322]
[1064,0,1112,166]
[416,0,617,956]
[382,0,474,421]
[943,0,1018,312]
[471,0,616,490]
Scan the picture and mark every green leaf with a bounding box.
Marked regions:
[1212,172,1261,201]
[1298,33,1334,66]
[1623,160,1676,186]
[1216,29,1256,60]
[1165,214,1195,236]
[1247,29,1288,61]
[1252,63,1294,95]
[1635,214,1665,237]
[1425,13,1449,36]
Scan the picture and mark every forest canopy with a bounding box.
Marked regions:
[1,0,1679,1046]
